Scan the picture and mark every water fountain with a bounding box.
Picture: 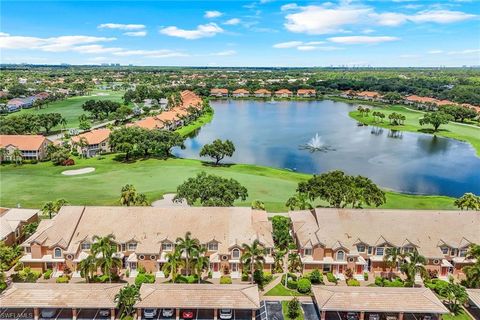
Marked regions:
[300,133,336,153]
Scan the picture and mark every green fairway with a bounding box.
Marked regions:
[9,90,125,129]
[347,104,480,156]
[0,155,456,211]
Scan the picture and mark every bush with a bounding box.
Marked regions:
[12,267,41,283]
[253,269,264,288]
[287,298,301,319]
[125,269,130,278]
[375,276,404,287]
[43,269,53,280]
[347,279,360,286]
[297,278,312,293]
[135,272,155,286]
[326,272,338,284]
[13,262,24,272]
[92,274,110,283]
[56,275,69,283]
[309,269,323,284]
[263,272,273,284]
[363,272,369,281]
[287,279,298,290]
[374,276,384,287]
[220,275,232,284]
[241,272,249,282]
[425,279,449,296]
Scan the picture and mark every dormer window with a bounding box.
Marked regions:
[208,242,218,251]
[376,247,384,256]
[127,242,137,251]
[231,248,240,259]
[459,248,468,257]
[54,248,62,258]
[357,244,366,253]
[441,246,449,255]
[336,250,345,261]
[81,242,91,250]
[304,248,312,256]
[404,246,414,253]
[162,242,173,251]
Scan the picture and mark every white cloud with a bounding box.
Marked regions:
[273,41,303,48]
[98,23,146,30]
[0,33,116,52]
[72,45,123,54]
[447,49,480,55]
[123,31,147,37]
[409,10,476,23]
[204,11,223,18]
[273,40,336,51]
[328,36,399,44]
[211,50,237,56]
[159,23,223,40]
[372,12,408,26]
[224,18,241,25]
[297,45,317,51]
[281,3,299,11]
[428,50,444,54]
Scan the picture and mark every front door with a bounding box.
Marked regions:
[441,267,447,276]
[338,265,344,274]
[356,265,363,274]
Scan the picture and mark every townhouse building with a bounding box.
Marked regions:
[20,206,274,279]
[290,209,479,281]
[71,128,111,158]
[254,89,271,98]
[210,88,229,97]
[232,89,250,98]
[0,208,39,246]
[275,89,293,98]
[297,89,316,98]
[0,135,52,161]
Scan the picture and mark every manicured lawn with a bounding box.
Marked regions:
[264,283,305,296]
[281,300,304,320]
[348,104,480,156]
[0,155,457,211]
[175,110,214,137]
[442,309,472,320]
[8,90,125,129]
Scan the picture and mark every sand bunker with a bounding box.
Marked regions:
[61,167,95,176]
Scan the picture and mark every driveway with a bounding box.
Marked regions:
[302,303,320,320]
[264,301,284,320]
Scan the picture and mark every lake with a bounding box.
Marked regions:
[174,99,480,197]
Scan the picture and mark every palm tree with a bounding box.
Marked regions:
[288,252,302,273]
[400,250,427,287]
[12,148,22,166]
[162,250,183,281]
[463,244,480,288]
[241,239,265,284]
[120,184,138,206]
[41,201,56,219]
[175,232,200,276]
[192,247,209,283]
[78,254,97,283]
[0,148,6,164]
[383,247,405,278]
[53,199,68,212]
[91,234,120,283]
[75,137,89,158]
[115,284,141,318]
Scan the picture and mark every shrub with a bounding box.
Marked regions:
[347,279,360,286]
[125,269,130,278]
[263,272,273,284]
[287,279,298,290]
[56,275,69,283]
[186,275,198,283]
[174,275,188,283]
[220,275,232,284]
[92,274,110,283]
[363,272,369,281]
[297,278,312,293]
[208,271,212,279]
[426,279,449,296]
[309,269,323,284]
[13,262,24,272]
[374,276,384,287]
[326,272,338,284]
[241,272,249,282]
[137,265,146,274]
[43,269,53,280]
[384,278,404,287]
[287,298,301,319]
[253,269,264,288]
[345,268,354,280]
[135,272,155,286]
[12,267,41,283]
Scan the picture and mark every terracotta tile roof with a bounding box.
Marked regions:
[275,89,293,94]
[356,91,381,98]
[0,283,122,308]
[0,208,39,240]
[127,116,165,130]
[7,98,25,106]
[211,88,229,94]
[254,89,271,94]
[313,286,449,313]
[297,89,316,94]
[71,129,111,145]
[233,89,250,94]
[406,95,438,104]
[0,135,49,151]
[137,284,260,309]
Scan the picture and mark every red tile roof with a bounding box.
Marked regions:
[297,89,316,94]
[71,129,111,145]
[0,135,49,151]
[233,89,249,94]
[275,89,293,94]
[254,89,271,94]
[210,88,229,94]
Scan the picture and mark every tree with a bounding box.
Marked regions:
[78,254,97,283]
[271,216,293,251]
[37,113,65,134]
[113,105,133,123]
[115,284,141,319]
[419,111,453,132]
[162,250,183,281]
[11,148,23,166]
[22,222,39,238]
[287,298,301,319]
[120,184,149,206]
[383,92,403,104]
[241,239,265,284]
[174,172,248,206]
[463,244,480,288]
[91,234,121,283]
[0,148,6,164]
[193,247,209,283]
[400,250,427,287]
[251,200,265,210]
[109,126,142,161]
[199,139,235,165]
[440,105,478,123]
[78,115,92,131]
[285,192,313,210]
[41,201,56,219]
[50,147,71,165]
[288,252,302,273]
[383,247,404,279]
[454,193,480,210]
[441,279,468,314]
[175,232,200,276]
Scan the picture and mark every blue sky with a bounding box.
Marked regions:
[1,0,479,67]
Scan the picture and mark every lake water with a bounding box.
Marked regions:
[174,100,480,197]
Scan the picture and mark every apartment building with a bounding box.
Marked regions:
[0,135,51,161]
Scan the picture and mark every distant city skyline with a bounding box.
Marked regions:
[1,0,479,67]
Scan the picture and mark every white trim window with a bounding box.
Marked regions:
[336,250,345,261]
[208,242,218,251]
[376,247,385,256]
[54,247,62,258]
[121,243,127,252]
[441,246,449,255]
[81,242,91,250]
[304,248,313,256]
[357,244,366,253]
[127,242,137,251]
[231,248,241,259]
[459,248,468,257]
[404,246,415,254]
[162,242,173,251]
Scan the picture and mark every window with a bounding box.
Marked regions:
[232,248,240,259]
[404,246,414,253]
[81,242,91,250]
[368,246,373,254]
[304,248,313,256]
[441,247,449,255]
[336,250,345,261]
[127,242,137,251]
[376,247,384,256]
[25,247,31,253]
[150,255,156,260]
[54,248,62,258]
[208,242,218,251]
[121,243,127,252]
[357,245,366,253]
[162,242,173,251]
[451,248,458,256]
[15,228,21,238]
[459,249,467,257]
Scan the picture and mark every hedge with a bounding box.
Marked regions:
[347,278,360,286]
[43,269,53,280]
[220,275,232,284]
[297,278,312,293]
[326,272,338,284]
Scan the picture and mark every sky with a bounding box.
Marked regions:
[1,0,479,67]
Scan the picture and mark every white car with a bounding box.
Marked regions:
[162,308,175,317]
[144,308,158,319]
[40,309,56,318]
[220,309,233,320]
[98,309,110,318]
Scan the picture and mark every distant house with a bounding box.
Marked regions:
[210,88,229,97]
[275,89,293,98]
[6,98,25,112]
[71,129,111,158]
[254,89,271,98]
[232,89,250,98]
[21,96,37,109]
[355,91,382,101]
[0,135,51,161]
[297,89,316,98]
[405,95,439,109]
[34,92,50,100]
[0,208,40,246]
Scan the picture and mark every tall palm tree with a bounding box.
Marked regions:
[193,247,209,283]
[384,247,405,278]
[120,184,137,206]
[115,284,141,319]
[75,137,89,158]
[91,234,119,282]
[162,250,183,281]
[78,254,97,283]
[41,201,56,219]
[175,232,200,276]
[463,244,480,288]
[53,199,68,212]
[12,148,22,166]
[241,239,265,284]
[401,250,427,287]
[288,252,302,273]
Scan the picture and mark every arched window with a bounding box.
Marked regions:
[232,248,240,259]
[336,250,345,261]
[54,248,62,258]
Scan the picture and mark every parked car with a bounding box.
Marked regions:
[98,309,110,318]
[144,309,158,319]
[369,314,380,320]
[220,309,233,320]
[40,309,57,318]
[346,313,359,320]
[423,316,433,320]
[182,310,195,319]
[386,316,397,320]
[162,308,175,317]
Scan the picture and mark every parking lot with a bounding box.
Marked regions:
[301,303,320,320]
[140,309,254,320]
[0,308,114,320]
[325,312,439,320]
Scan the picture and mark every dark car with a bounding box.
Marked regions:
[346,312,359,320]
